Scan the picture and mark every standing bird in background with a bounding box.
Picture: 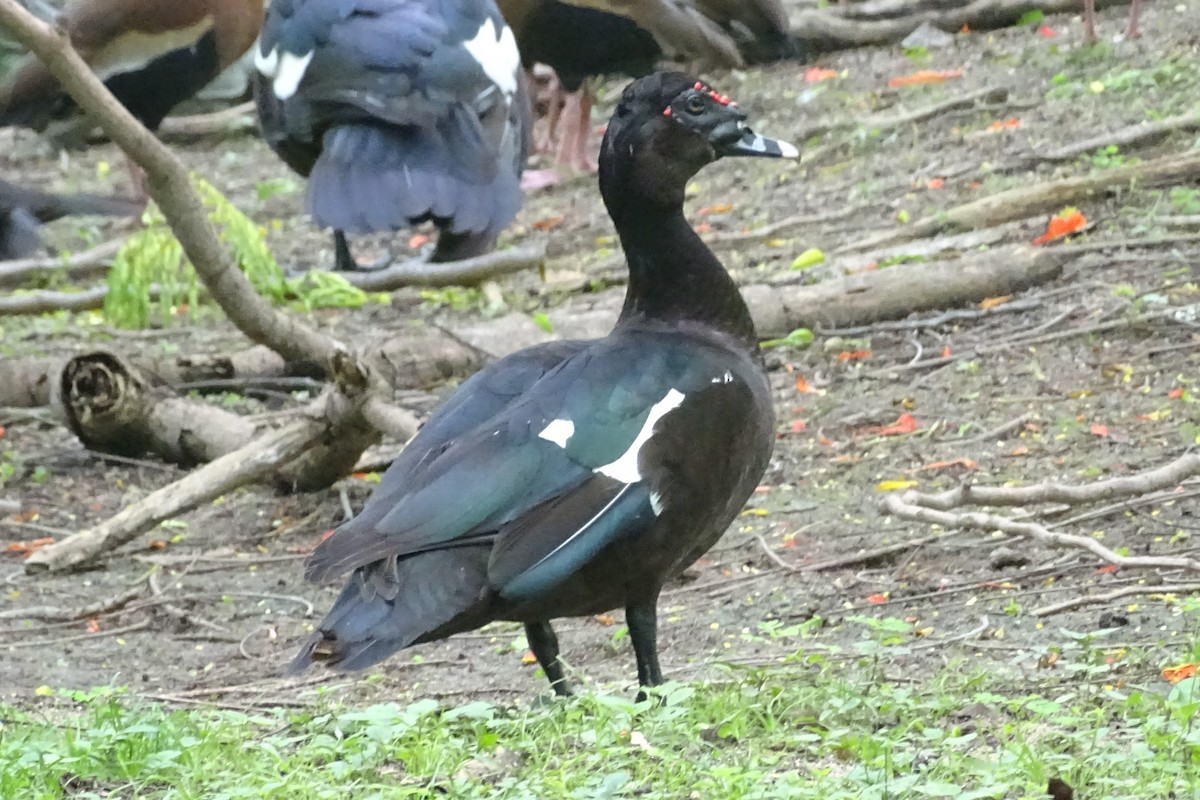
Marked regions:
[288,71,795,696]
[253,0,531,272]
[499,0,795,172]
[0,0,265,197]
[1082,0,1143,42]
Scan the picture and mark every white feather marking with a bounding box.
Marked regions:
[254,42,279,78]
[711,370,733,384]
[462,18,520,98]
[596,389,686,484]
[538,418,575,448]
[271,50,314,100]
[650,490,664,516]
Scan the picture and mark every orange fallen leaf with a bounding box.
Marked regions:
[960,23,970,33]
[925,177,945,190]
[694,221,712,234]
[836,350,872,362]
[1169,387,1185,400]
[795,375,815,394]
[521,651,538,665]
[866,593,889,604]
[979,295,1011,310]
[1038,25,1057,37]
[1032,209,1087,245]
[86,618,101,634]
[1009,446,1029,456]
[699,203,735,216]
[916,458,978,473]
[408,233,431,249]
[989,117,1021,131]
[941,346,952,358]
[877,413,919,436]
[789,419,808,434]
[804,67,839,82]
[817,434,834,447]
[0,425,5,439]
[754,485,771,494]
[1095,564,1118,574]
[888,69,963,88]
[1090,423,1110,438]
[4,537,54,558]
[593,613,616,626]
[1162,663,1198,684]
[147,539,167,550]
[531,215,565,231]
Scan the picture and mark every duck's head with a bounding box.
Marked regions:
[600,72,798,212]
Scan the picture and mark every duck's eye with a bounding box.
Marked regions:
[686,94,706,115]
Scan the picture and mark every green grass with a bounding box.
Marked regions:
[4,655,1198,800]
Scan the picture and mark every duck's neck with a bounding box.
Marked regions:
[610,202,758,349]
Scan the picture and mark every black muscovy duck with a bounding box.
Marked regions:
[289,71,797,695]
[253,0,531,272]
[0,178,141,259]
[0,0,265,198]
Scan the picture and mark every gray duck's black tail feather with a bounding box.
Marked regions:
[287,546,491,675]
[306,123,521,240]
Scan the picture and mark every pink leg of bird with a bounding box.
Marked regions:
[531,68,566,154]
[1125,0,1143,39]
[556,80,597,173]
[1082,0,1098,43]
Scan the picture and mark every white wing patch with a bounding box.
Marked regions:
[255,45,313,100]
[538,418,575,448]
[650,490,664,516]
[711,370,733,384]
[463,17,519,98]
[596,389,685,484]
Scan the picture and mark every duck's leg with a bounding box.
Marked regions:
[525,620,571,696]
[1082,0,1098,42]
[1125,0,1143,39]
[626,600,663,700]
[556,80,597,173]
[333,230,356,272]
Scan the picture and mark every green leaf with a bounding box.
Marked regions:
[790,248,826,270]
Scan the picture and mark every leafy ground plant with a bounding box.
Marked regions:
[3,656,1197,800]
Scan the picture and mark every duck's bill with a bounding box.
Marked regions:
[713,125,800,159]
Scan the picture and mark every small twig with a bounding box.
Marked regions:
[1,620,149,649]
[907,616,990,652]
[1033,583,1200,617]
[883,493,1200,573]
[157,101,257,139]
[0,587,141,623]
[800,533,945,572]
[754,533,797,572]
[940,413,1032,448]
[795,86,1010,140]
[818,299,1041,336]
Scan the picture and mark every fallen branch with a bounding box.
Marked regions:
[157,101,257,140]
[841,149,1200,253]
[800,533,946,572]
[901,452,1200,511]
[1028,110,1200,166]
[0,237,125,287]
[797,86,1010,142]
[342,242,546,291]
[883,453,1200,575]
[0,285,108,315]
[1033,582,1200,617]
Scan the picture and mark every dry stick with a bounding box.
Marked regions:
[0,587,142,623]
[902,452,1200,511]
[0,285,109,315]
[797,86,1010,141]
[939,413,1032,448]
[883,493,1200,573]
[839,149,1200,253]
[1,620,150,649]
[800,532,946,572]
[23,417,332,573]
[0,237,125,287]
[1033,583,1200,617]
[341,243,546,291]
[1030,110,1200,165]
[157,101,257,139]
[754,533,796,572]
[0,0,338,368]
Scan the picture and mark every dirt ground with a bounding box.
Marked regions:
[1,1,1198,710]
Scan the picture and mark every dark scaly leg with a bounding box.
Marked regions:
[333,230,355,272]
[525,620,571,696]
[626,599,662,701]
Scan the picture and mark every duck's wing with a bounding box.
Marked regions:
[306,335,763,600]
